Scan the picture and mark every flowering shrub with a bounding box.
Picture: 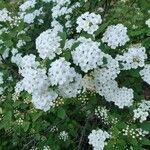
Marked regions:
[0,0,150,149]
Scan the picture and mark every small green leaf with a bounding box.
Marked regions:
[22,122,30,132]
[141,137,150,146]
[58,32,67,48]
[57,108,66,119]
[140,121,150,131]
[31,111,42,122]
[71,42,80,51]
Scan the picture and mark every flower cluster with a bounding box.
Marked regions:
[122,125,149,140]
[48,57,77,86]
[145,18,150,28]
[0,8,11,22]
[59,131,69,141]
[36,27,62,60]
[116,46,147,70]
[102,24,129,49]
[133,100,150,123]
[88,129,111,150]
[72,38,103,72]
[14,54,58,111]
[19,0,37,12]
[140,64,150,85]
[76,12,102,34]
[0,72,4,95]
[95,106,109,124]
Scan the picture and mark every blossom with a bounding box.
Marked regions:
[116,46,147,70]
[19,0,36,12]
[0,8,11,22]
[140,64,150,85]
[102,24,129,49]
[133,100,150,122]
[72,38,104,72]
[145,18,150,28]
[88,129,110,150]
[76,12,102,34]
[36,28,62,60]
[48,57,77,86]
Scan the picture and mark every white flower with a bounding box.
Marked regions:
[32,90,58,112]
[116,46,147,70]
[76,12,102,35]
[140,64,150,85]
[23,8,43,24]
[145,18,150,28]
[0,8,11,22]
[105,87,134,109]
[36,28,62,60]
[58,73,83,98]
[19,0,36,12]
[72,38,104,72]
[59,131,69,141]
[48,58,77,86]
[88,129,110,150]
[0,72,4,95]
[133,100,150,122]
[102,24,129,49]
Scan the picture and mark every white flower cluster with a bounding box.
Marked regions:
[76,12,102,34]
[116,46,147,70]
[43,146,51,150]
[58,74,83,98]
[59,131,69,141]
[88,129,110,150]
[19,0,37,12]
[72,38,104,72]
[19,0,43,24]
[51,0,80,20]
[15,54,58,111]
[48,57,77,86]
[23,8,43,24]
[0,72,4,95]
[36,28,62,60]
[133,100,150,123]
[140,64,150,85]
[105,86,134,109]
[145,18,150,28]
[102,24,129,49]
[0,8,11,22]
[122,125,149,140]
[95,106,109,124]
[48,58,83,98]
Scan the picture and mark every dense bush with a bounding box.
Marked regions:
[0,0,150,149]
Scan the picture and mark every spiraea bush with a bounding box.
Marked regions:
[0,0,150,149]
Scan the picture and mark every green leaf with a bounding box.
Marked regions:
[140,121,150,131]
[58,32,67,48]
[61,50,72,61]
[57,108,66,119]
[22,122,30,132]
[5,40,13,47]
[71,42,80,51]
[141,137,150,146]
[95,22,109,36]
[31,111,43,122]
[1,111,12,129]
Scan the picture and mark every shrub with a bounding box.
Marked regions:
[0,0,150,149]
